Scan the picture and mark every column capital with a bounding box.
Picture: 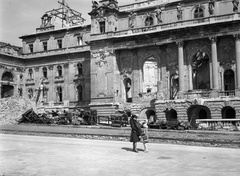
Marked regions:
[234,33,240,41]
[209,36,217,43]
[176,40,184,47]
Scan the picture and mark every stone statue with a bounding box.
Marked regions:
[177,3,182,20]
[208,0,215,15]
[128,11,137,29]
[155,7,162,24]
[232,0,239,12]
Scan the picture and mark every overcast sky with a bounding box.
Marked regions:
[0,0,134,46]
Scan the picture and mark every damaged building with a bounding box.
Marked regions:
[0,0,240,124]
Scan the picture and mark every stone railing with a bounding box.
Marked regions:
[197,119,240,131]
[219,90,235,97]
[114,13,240,37]
[22,45,90,59]
[184,90,211,99]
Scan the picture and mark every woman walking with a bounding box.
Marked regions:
[130,114,142,153]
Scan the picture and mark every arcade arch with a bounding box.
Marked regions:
[1,71,14,98]
[222,106,236,119]
[187,105,211,124]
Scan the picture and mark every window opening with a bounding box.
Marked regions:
[57,39,62,49]
[194,7,204,18]
[77,36,83,46]
[99,21,106,33]
[57,65,62,77]
[43,67,48,78]
[77,85,83,101]
[29,44,33,53]
[43,42,48,51]
[57,86,63,102]
[145,16,153,26]
[28,69,33,80]
[77,63,83,75]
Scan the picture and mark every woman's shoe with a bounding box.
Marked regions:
[133,149,138,153]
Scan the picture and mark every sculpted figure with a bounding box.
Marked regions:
[232,0,239,12]
[177,3,182,20]
[155,7,162,23]
[208,0,215,15]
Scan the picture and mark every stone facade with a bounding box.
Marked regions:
[1,0,240,121]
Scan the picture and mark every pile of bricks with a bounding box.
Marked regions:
[0,96,36,125]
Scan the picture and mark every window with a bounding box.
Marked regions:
[43,42,48,51]
[194,7,204,18]
[57,65,62,77]
[145,16,153,26]
[57,86,63,102]
[28,68,33,80]
[57,39,62,49]
[77,36,83,46]
[99,21,106,33]
[43,67,47,78]
[28,88,33,99]
[77,63,83,75]
[77,85,83,101]
[29,44,33,53]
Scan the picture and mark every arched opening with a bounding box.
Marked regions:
[164,108,178,122]
[222,107,236,119]
[1,72,14,98]
[192,51,210,90]
[194,7,204,18]
[224,69,235,91]
[143,57,157,93]
[139,108,156,123]
[145,16,153,26]
[170,74,179,100]
[199,109,207,119]
[123,78,132,103]
[187,105,211,125]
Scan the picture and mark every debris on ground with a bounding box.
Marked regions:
[0,96,36,125]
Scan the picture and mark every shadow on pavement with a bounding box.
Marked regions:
[121,147,144,152]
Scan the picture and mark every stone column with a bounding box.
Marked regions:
[234,34,240,96]
[177,40,185,97]
[210,37,219,97]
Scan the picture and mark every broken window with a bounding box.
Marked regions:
[77,36,83,46]
[143,57,158,93]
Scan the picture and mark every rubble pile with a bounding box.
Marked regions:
[0,96,36,125]
[18,109,97,126]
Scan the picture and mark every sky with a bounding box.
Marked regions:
[0,0,135,46]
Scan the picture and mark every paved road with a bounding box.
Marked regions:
[1,134,240,176]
